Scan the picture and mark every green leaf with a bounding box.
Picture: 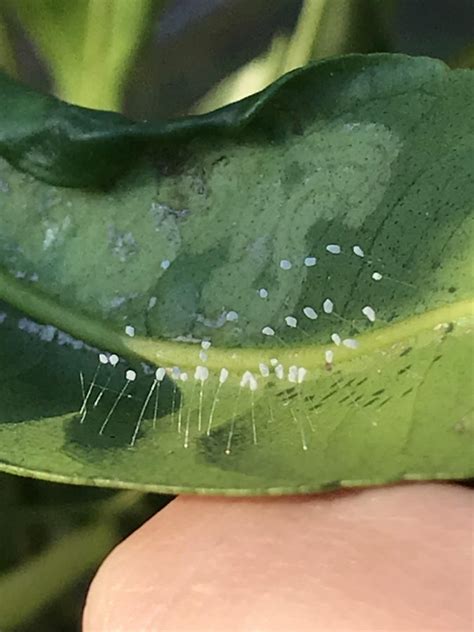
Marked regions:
[0,492,136,630]
[450,43,474,70]
[0,474,142,630]
[192,0,328,114]
[2,0,155,110]
[0,10,17,78]
[0,515,118,630]
[310,0,396,60]
[0,471,166,629]
[193,0,394,115]
[0,54,473,494]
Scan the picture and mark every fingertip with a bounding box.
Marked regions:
[83,484,473,632]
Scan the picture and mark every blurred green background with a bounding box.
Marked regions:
[1,0,473,117]
[0,1,472,630]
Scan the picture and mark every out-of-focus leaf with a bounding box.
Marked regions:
[3,0,155,110]
[0,518,117,629]
[0,471,169,630]
[0,11,17,77]
[193,0,395,114]
[193,0,328,114]
[449,42,474,69]
[311,0,396,60]
[192,35,290,115]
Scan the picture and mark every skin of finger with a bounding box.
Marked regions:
[83,484,473,632]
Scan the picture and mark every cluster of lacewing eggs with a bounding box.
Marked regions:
[72,241,382,449]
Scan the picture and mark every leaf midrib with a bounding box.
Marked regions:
[1,267,472,373]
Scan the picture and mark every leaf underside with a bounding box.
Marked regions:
[0,54,473,494]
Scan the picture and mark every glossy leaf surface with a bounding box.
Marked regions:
[0,54,472,493]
